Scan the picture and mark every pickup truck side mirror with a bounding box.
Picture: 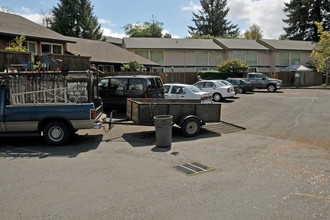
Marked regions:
[262,77,265,80]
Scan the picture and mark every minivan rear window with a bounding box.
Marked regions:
[146,78,156,88]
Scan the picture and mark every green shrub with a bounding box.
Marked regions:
[197,70,236,80]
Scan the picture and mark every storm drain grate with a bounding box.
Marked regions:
[203,121,246,134]
[173,162,213,176]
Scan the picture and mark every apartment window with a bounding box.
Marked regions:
[135,50,149,59]
[23,41,37,55]
[209,51,222,66]
[233,50,257,65]
[41,43,63,54]
[279,51,300,66]
[196,51,208,66]
[99,65,114,73]
[291,52,301,64]
[150,51,164,65]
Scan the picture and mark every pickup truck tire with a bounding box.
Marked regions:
[181,118,201,137]
[213,93,222,102]
[267,84,277,92]
[43,121,71,146]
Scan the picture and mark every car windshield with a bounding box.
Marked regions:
[188,85,202,93]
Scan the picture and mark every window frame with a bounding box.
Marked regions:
[41,42,63,55]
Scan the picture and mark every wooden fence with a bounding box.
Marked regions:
[99,71,198,84]
[0,50,90,72]
[278,71,323,87]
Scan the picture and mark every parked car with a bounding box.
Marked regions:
[163,83,212,104]
[218,79,239,94]
[193,80,235,101]
[98,75,164,109]
[226,78,254,94]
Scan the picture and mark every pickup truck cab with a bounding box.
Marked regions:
[246,73,282,92]
[0,86,101,145]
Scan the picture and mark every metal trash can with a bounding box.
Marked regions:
[154,115,173,147]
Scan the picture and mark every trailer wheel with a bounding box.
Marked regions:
[43,121,70,146]
[181,118,201,137]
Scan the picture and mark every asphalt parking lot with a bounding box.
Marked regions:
[0,89,329,220]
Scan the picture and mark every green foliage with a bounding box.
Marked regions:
[244,24,263,40]
[188,0,239,38]
[124,15,164,38]
[5,35,41,70]
[121,61,141,72]
[5,35,27,52]
[311,22,330,83]
[188,34,215,39]
[50,0,103,40]
[217,59,249,74]
[283,0,329,41]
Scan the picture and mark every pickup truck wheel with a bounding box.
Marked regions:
[267,84,277,92]
[43,121,70,146]
[213,93,222,102]
[181,118,201,137]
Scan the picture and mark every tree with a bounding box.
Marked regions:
[311,22,330,85]
[50,0,103,40]
[121,61,141,72]
[244,24,263,40]
[187,0,239,38]
[283,0,329,41]
[217,59,249,74]
[124,15,164,38]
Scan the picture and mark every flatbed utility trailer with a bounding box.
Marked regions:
[121,98,221,137]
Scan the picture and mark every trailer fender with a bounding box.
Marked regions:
[177,115,202,127]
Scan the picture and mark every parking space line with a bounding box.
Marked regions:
[293,192,330,200]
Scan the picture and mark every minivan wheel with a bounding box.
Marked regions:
[213,93,222,102]
[267,84,277,92]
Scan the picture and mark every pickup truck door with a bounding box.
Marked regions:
[254,74,266,88]
[3,106,37,132]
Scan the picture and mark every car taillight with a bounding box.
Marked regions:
[200,97,205,100]
[90,109,96,119]
[145,93,148,99]
[249,84,253,87]
[227,88,230,93]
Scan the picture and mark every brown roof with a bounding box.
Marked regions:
[214,38,269,50]
[0,12,75,43]
[66,37,159,66]
[257,39,316,51]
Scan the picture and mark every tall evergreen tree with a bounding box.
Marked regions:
[50,0,103,40]
[187,0,239,38]
[283,0,329,41]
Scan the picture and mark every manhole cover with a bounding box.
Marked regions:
[173,162,213,176]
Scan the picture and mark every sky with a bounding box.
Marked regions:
[0,0,290,39]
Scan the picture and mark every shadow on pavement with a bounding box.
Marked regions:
[0,134,103,159]
[121,126,221,148]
